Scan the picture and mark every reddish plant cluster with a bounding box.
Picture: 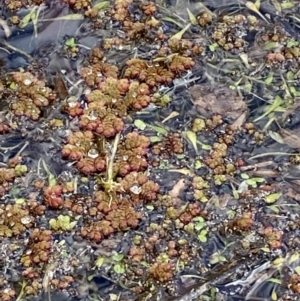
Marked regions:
[0,285,16,301]
[5,0,45,10]
[118,171,160,204]
[179,203,202,224]
[162,39,204,57]
[203,141,236,175]
[64,0,91,10]
[228,212,254,232]
[289,273,300,293]
[80,62,118,87]
[111,0,132,22]
[44,185,64,209]
[0,204,34,238]
[21,229,53,267]
[115,131,150,176]
[129,246,146,261]
[263,226,282,249]
[0,123,10,134]
[123,58,174,87]
[51,275,74,290]
[62,130,106,175]
[211,14,259,52]
[61,99,84,118]
[80,197,142,242]
[152,132,184,158]
[0,167,15,196]
[123,18,164,41]
[7,72,56,120]
[148,261,174,283]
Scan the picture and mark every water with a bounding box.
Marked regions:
[0,0,300,301]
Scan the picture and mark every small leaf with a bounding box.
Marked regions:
[269,131,284,144]
[146,205,154,211]
[114,264,125,274]
[251,177,265,183]
[209,43,218,52]
[162,17,184,28]
[289,252,300,264]
[265,193,281,204]
[112,253,124,262]
[281,1,294,9]
[186,8,197,25]
[233,189,239,199]
[200,143,212,150]
[265,72,274,85]
[254,95,282,122]
[9,82,17,89]
[287,40,299,48]
[246,179,257,187]
[65,37,76,47]
[193,216,205,222]
[92,1,109,10]
[239,53,249,68]
[150,136,162,143]
[218,255,227,262]
[260,247,270,252]
[200,229,208,236]
[273,257,285,266]
[134,119,147,130]
[271,289,277,301]
[287,71,295,80]
[19,9,36,28]
[198,234,207,243]
[194,160,202,169]
[186,131,198,153]
[40,14,84,21]
[268,205,279,213]
[241,173,249,179]
[263,41,279,50]
[95,257,105,267]
[270,0,281,13]
[15,198,25,204]
[109,294,118,301]
[169,168,195,176]
[170,23,191,40]
[48,174,57,187]
[268,278,282,284]
[147,124,168,136]
[162,111,179,123]
[195,223,205,231]
[209,253,220,264]
[246,1,269,23]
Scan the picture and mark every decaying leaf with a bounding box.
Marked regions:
[246,1,269,23]
[40,14,84,21]
[186,8,197,25]
[0,18,11,38]
[185,130,198,153]
[280,128,300,150]
[92,1,109,10]
[269,131,284,144]
[169,178,186,198]
[231,112,247,130]
[254,95,283,122]
[264,192,282,204]
[170,23,191,40]
[270,0,281,13]
[162,111,180,123]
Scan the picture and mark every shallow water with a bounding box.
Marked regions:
[1,1,300,301]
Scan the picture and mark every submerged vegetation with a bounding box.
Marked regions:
[0,0,300,300]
